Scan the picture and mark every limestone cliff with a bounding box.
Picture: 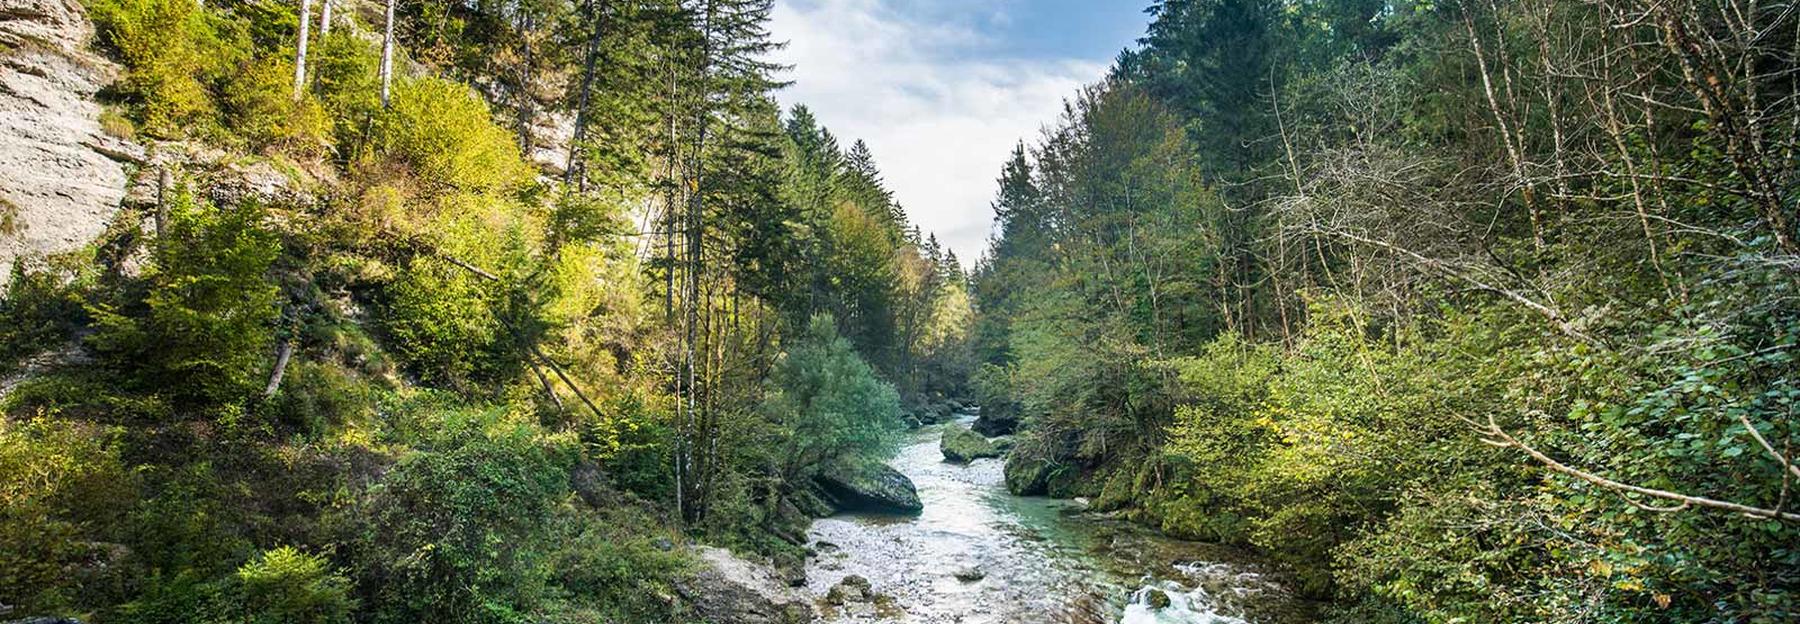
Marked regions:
[0,0,140,280]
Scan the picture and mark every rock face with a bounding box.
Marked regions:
[971,407,1019,437]
[0,0,133,280]
[812,460,921,515]
[939,426,999,463]
[675,546,816,624]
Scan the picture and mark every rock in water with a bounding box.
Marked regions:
[825,575,873,605]
[939,426,1000,463]
[0,0,132,283]
[971,407,1019,436]
[952,566,985,582]
[675,546,816,624]
[813,460,922,515]
[1143,588,1172,609]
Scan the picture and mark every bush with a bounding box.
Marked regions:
[367,78,531,195]
[86,193,281,408]
[222,53,331,155]
[345,411,572,623]
[234,546,354,624]
[0,266,87,376]
[381,257,518,390]
[545,504,688,622]
[90,0,233,138]
[760,315,902,483]
[0,417,131,613]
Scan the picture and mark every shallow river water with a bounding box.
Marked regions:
[805,416,1307,624]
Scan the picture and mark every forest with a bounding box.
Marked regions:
[976,0,1800,621]
[3,0,972,620]
[0,0,1795,622]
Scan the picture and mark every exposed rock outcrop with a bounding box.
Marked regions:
[121,142,315,211]
[939,425,999,463]
[675,546,816,624]
[0,0,134,281]
[971,406,1018,436]
[812,460,921,515]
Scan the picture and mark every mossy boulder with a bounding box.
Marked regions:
[813,460,921,515]
[939,426,999,463]
[1004,453,1053,496]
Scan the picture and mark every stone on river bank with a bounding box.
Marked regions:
[1004,453,1053,496]
[825,574,874,605]
[675,546,816,624]
[813,460,923,514]
[939,425,1000,463]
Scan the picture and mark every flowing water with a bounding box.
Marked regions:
[805,415,1308,624]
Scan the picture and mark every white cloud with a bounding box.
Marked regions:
[768,0,1107,263]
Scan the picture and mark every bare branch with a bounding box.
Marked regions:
[1482,413,1800,522]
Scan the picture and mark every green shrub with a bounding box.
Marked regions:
[234,546,354,624]
[761,314,903,483]
[546,504,688,622]
[346,411,572,623]
[366,77,531,195]
[0,416,131,613]
[0,266,87,376]
[381,256,517,390]
[222,53,331,155]
[86,192,281,408]
[90,0,233,138]
[116,570,230,624]
[269,360,383,437]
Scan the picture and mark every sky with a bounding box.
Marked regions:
[768,0,1150,263]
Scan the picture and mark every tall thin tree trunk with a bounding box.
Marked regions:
[566,0,608,188]
[516,10,535,154]
[1461,3,1544,254]
[379,0,396,108]
[678,0,717,525]
[293,0,313,98]
[319,0,332,37]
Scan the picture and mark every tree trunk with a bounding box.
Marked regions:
[293,0,312,99]
[263,340,295,400]
[319,0,332,37]
[379,0,396,108]
[565,0,609,188]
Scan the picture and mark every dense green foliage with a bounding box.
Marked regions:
[976,0,1800,621]
[8,0,1791,620]
[759,315,903,484]
[0,0,965,621]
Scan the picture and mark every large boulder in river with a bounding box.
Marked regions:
[813,460,922,514]
[675,546,816,624]
[940,426,999,463]
[971,408,1019,436]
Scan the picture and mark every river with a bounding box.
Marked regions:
[804,415,1309,624]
